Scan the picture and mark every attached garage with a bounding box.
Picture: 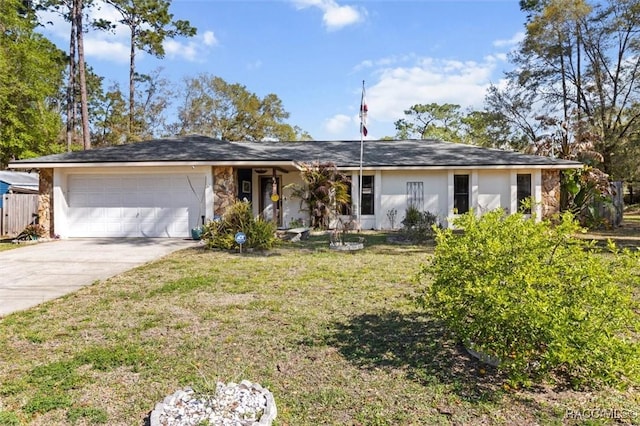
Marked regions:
[58,169,210,238]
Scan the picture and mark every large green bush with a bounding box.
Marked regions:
[201,200,277,250]
[420,209,640,389]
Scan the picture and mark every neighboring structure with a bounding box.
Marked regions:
[8,136,582,238]
[0,171,39,208]
[0,171,39,236]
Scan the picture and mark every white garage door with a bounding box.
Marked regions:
[66,173,206,237]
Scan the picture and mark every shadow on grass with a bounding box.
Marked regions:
[322,310,508,403]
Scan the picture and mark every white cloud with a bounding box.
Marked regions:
[165,30,218,62]
[324,114,352,135]
[84,38,130,63]
[293,0,364,30]
[316,53,510,140]
[164,39,197,61]
[323,4,361,30]
[37,9,70,39]
[493,31,525,48]
[38,1,216,64]
[353,59,373,72]
[203,31,218,47]
[362,56,508,131]
[322,44,516,139]
[351,54,417,74]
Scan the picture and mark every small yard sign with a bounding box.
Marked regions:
[235,232,247,253]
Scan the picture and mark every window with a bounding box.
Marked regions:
[341,181,353,215]
[407,182,424,211]
[517,174,532,214]
[361,175,374,215]
[454,174,469,214]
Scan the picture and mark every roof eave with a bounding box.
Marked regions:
[8,160,297,169]
[339,163,582,171]
[9,161,582,170]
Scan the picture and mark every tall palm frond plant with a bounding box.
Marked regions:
[286,161,351,229]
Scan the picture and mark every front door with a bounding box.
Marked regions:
[260,176,282,226]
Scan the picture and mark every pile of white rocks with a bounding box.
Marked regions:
[150,380,277,426]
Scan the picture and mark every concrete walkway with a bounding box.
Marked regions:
[0,238,197,317]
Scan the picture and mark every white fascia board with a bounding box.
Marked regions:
[338,164,582,171]
[10,161,582,171]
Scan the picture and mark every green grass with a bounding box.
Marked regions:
[0,231,638,425]
[0,241,17,252]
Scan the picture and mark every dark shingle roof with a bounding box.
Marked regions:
[9,135,581,169]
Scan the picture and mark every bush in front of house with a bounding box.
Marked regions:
[400,205,440,242]
[20,224,46,240]
[201,200,277,251]
[419,209,640,389]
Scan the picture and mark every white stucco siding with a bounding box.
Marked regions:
[477,170,511,214]
[54,166,213,238]
[280,172,306,228]
[443,168,545,228]
[379,170,448,229]
[242,167,547,231]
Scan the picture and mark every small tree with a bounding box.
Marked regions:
[286,161,350,229]
[420,209,640,389]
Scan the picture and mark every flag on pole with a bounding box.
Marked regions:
[360,83,368,137]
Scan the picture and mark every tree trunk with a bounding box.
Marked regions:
[129,28,136,139]
[66,0,77,152]
[558,31,570,158]
[75,0,90,150]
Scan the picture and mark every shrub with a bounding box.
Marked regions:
[401,206,440,242]
[201,200,277,251]
[247,218,279,250]
[20,223,46,239]
[419,209,640,389]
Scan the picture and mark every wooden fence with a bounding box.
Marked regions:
[1,194,39,236]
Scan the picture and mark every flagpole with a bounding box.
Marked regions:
[358,80,365,229]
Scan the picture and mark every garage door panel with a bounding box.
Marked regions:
[105,208,123,219]
[137,194,156,207]
[120,177,138,189]
[66,173,205,238]
[68,207,103,221]
[149,176,171,187]
[138,209,157,225]
[102,193,122,207]
[69,193,101,208]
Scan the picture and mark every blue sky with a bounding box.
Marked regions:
[39,0,527,141]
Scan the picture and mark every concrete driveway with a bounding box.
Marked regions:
[0,238,197,317]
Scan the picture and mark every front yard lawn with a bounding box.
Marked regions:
[0,232,638,425]
[0,239,18,252]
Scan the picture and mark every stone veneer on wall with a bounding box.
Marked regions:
[38,168,54,237]
[213,166,236,217]
[541,169,561,219]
